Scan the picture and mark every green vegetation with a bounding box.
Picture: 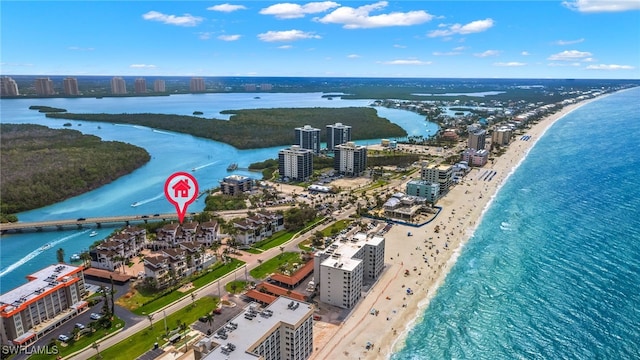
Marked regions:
[90,297,216,360]
[250,252,303,280]
[117,259,244,315]
[28,105,67,113]
[226,280,248,294]
[283,205,318,231]
[251,230,296,251]
[45,107,406,149]
[204,193,247,211]
[30,316,125,360]
[0,124,150,221]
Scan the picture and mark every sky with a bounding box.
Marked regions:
[1,1,639,79]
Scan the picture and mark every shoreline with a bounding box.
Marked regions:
[311,94,607,360]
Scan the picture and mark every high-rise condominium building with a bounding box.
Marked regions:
[153,79,166,92]
[294,125,321,155]
[199,296,314,360]
[314,233,385,309]
[63,77,79,95]
[334,142,367,177]
[34,78,54,96]
[111,77,127,94]
[468,129,486,151]
[420,163,454,196]
[278,145,313,182]
[326,122,352,151]
[190,77,205,92]
[0,264,87,346]
[0,77,19,96]
[134,78,147,94]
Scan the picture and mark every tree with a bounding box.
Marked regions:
[110,276,115,316]
[204,313,214,330]
[80,251,92,267]
[56,248,65,263]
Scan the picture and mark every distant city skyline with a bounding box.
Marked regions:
[1,1,639,79]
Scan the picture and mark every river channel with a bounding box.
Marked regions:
[0,92,438,293]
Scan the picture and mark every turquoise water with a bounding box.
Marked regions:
[391,88,640,359]
[0,93,437,293]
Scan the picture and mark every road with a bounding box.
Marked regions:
[68,205,358,360]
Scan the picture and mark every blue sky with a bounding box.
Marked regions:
[1,1,639,78]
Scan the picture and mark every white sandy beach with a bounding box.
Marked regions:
[310,98,597,360]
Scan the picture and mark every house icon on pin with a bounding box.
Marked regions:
[172,179,191,198]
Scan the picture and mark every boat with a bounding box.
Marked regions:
[254,96,261,99]
[227,163,238,171]
[70,253,81,261]
[192,168,197,172]
[89,231,98,237]
[40,243,52,250]
[131,202,140,207]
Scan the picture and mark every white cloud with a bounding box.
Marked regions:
[315,1,434,29]
[130,64,157,68]
[428,18,494,37]
[453,46,466,51]
[521,51,531,56]
[207,4,247,12]
[257,30,321,42]
[582,57,596,62]
[433,51,461,56]
[347,54,361,58]
[547,62,581,67]
[260,1,339,19]
[380,59,432,65]
[555,38,585,45]
[563,0,640,12]
[494,62,526,67]
[393,44,407,48]
[218,34,242,41]
[278,45,293,49]
[547,50,592,60]
[198,32,213,40]
[586,64,635,70]
[474,50,500,57]
[142,11,203,27]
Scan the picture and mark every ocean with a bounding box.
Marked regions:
[391,87,640,359]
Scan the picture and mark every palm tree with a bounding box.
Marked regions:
[204,313,214,330]
[80,251,92,267]
[56,248,65,263]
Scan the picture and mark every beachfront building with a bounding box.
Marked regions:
[326,122,352,151]
[232,211,285,247]
[197,297,314,360]
[153,79,166,92]
[462,149,489,167]
[110,77,127,94]
[0,264,87,346]
[220,175,253,196]
[420,163,454,196]
[468,129,487,151]
[492,126,513,146]
[149,221,219,250]
[383,193,429,220]
[190,77,206,92]
[314,233,385,309]
[294,125,322,155]
[143,243,215,289]
[334,142,367,177]
[134,78,147,94]
[1,76,20,96]
[406,180,440,204]
[63,77,79,95]
[278,145,314,182]
[34,78,55,96]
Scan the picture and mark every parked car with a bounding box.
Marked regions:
[75,323,85,330]
[90,313,102,320]
[58,334,70,342]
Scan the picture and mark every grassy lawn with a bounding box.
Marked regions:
[29,316,125,360]
[117,259,245,316]
[225,280,248,294]
[252,230,295,251]
[320,219,350,237]
[244,248,262,254]
[90,297,216,360]
[250,252,303,280]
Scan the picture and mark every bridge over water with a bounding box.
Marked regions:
[0,213,180,233]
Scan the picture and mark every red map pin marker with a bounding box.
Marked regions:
[164,172,199,223]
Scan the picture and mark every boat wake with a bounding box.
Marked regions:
[131,193,164,207]
[0,230,90,278]
[192,161,219,171]
[500,221,513,231]
[152,129,175,136]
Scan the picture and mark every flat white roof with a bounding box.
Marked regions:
[203,297,313,360]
